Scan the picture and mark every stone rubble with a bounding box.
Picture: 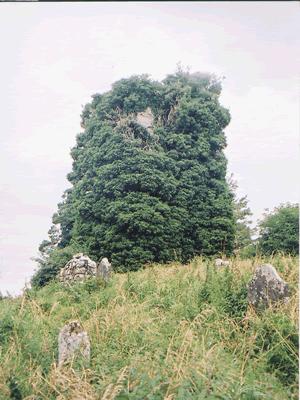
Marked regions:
[58,253,97,283]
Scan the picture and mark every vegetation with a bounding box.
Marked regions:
[21,70,298,399]
[258,203,299,256]
[0,256,298,399]
[228,174,253,253]
[33,70,236,286]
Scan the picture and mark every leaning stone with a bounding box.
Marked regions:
[97,258,112,282]
[58,320,90,367]
[247,264,289,309]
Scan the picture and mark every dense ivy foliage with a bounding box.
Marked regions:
[33,71,235,284]
[258,203,299,255]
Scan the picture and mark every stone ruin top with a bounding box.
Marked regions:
[58,254,113,284]
[135,107,154,132]
[58,253,97,283]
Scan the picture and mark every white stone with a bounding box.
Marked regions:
[215,258,230,267]
[136,108,154,131]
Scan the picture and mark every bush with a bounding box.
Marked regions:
[258,203,299,256]
[198,264,248,321]
[31,245,80,288]
[252,313,299,386]
[0,314,14,345]
[238,243,258,259]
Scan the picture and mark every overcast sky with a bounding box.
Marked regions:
[0,2,299,295]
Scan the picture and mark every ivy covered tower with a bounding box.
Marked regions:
[33,70,235,285]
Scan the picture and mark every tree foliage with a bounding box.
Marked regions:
[32,70,235,285]
[258,203,299,255]
[228,174,253,252]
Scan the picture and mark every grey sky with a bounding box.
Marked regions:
[0,2,299,295]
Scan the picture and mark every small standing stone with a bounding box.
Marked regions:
[97,257,112,282]
[215,258,230,267]
[247,264,289,309]
[58,320,90,367]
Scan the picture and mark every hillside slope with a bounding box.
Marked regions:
[0,256,298,399]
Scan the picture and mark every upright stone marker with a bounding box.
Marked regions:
[97,257,112,282]
[58,320,90,367]
[247,264,289,309]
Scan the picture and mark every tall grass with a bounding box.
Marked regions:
[0,255,298,399]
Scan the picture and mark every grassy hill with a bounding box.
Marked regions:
[0,256,298,399]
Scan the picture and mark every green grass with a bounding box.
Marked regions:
[0,255,298,399]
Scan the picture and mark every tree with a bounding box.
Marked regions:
[258,203,299,255]
[227,174,253,252]
[30,224,74,287]
[32,69,235,284]
[31,246,78,288]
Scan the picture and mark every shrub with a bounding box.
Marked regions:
[198,264,248,321]
[31,245,80,288]
[252,314,299,386]
[258,203,299,256]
